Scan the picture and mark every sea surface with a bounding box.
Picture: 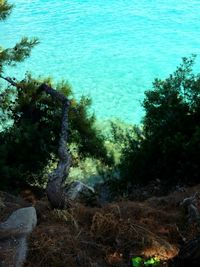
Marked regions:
[1,0,200,123]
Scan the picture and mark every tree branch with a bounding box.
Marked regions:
[0,75,71,209]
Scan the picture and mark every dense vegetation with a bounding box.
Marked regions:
[0,1,109,190]
[1,2,200,267]
[118,56,200,189]
[1,1,200,195]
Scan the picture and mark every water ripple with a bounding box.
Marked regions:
[1,0,200,123]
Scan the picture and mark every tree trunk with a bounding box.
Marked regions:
[0,76,71,209]
[36,84,72,208]
[45,98,71,209]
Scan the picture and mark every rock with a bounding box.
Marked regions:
[0,207,37,267]
[65,181,99,206]
[0,191,30,222]
[180,194,200,223]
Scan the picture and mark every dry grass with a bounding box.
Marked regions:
[2,185,200,267]
[25,190,190,267]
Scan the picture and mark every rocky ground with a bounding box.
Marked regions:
[1,184,200,267]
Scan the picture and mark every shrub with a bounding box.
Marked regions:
[0,1,109,190]
[0,75,109,190]
[119,56,200,188]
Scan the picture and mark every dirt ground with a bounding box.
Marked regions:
[1,185,200,267]
[15,184,200,267]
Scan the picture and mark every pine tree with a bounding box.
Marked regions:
[0,0,12,21]
[0,0,39,75]
[0,1,109,199]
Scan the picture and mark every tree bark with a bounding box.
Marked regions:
[0,76,71,209]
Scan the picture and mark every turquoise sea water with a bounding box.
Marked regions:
[1,0,200,123]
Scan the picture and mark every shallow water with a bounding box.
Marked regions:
[1,0,200,123]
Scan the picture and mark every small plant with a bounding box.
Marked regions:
[131,257,143,267]
[131,256,160,267]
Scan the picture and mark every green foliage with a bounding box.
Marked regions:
[0,0,39,64]
[0,0,13,21]
[0,74,109,189]
[0,1,109,190]
[99,119,137,165]
[131,256,160,267]
[119,56,200,188]
[0,37,39,72]
[132,256,143,267]
[0,1,39,85]
[69,95,108,161]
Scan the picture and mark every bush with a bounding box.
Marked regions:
[119,56,200,188]
[0,75,110,190]
[0,1,110,191]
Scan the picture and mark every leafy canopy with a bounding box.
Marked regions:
[0,0,13,21]
[0,1,39,74]
[0,1,109,190]
[119,56,200,188]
